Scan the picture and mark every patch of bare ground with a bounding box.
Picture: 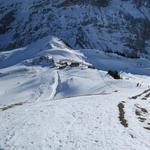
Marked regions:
[129,133,136,139]
[134,105,150,131]
[118,102,128,127]
[135,105,148,123]
[129,89,150,100]
[142,92,150,100]
[144,127,150,131]
[0,102,24,111]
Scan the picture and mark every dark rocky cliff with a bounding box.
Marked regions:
[0,0,150,58]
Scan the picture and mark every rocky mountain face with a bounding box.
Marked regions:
[0,0,150,58]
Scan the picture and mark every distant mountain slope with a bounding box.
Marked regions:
[0,0,150,58]
[0,36,150,105]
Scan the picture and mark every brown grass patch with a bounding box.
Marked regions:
[118,102,128,127]
[0,102,24,111]
[135,105,148,123]
[144,127,150,131]
[129,89,150,100]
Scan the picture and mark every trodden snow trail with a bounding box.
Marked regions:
[28,69,60,102]
[49,70,59,100]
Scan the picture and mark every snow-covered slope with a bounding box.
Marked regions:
[1,94,150,150]
[1,0,150,149]
[0,36,150,104]
[0,0,150,58]
[0,36,150,149]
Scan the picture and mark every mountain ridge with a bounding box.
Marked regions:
[0,0,150,59]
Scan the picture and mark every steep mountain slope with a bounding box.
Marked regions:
[0,1,150,150]
[0,0,150,58]
[0,36,149,104]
